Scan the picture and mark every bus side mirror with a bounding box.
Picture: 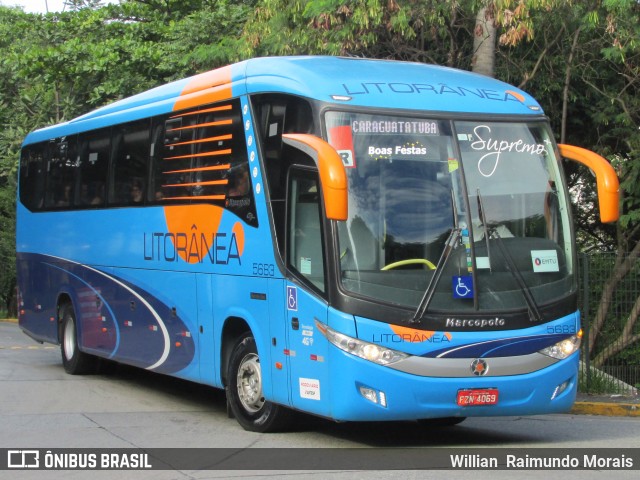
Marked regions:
[282,134,348,221]
[558,144,620,223]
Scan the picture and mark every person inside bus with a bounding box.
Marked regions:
[56,183,73,207]
[226,164,256,223]
[90,182,104,206]
[227,164,250,197]
[130,180,144,204]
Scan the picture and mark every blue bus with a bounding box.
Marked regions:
[17,56,619,432]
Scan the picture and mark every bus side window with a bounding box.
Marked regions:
[109,119,150,206]
[78,128,110,208]
[158,114,198,201]
[252,94,315,260]
[197,106,238,201]
[149,123,165,202]
[44,137,78,209]
[19,144,46,211]
[287,167,326,293]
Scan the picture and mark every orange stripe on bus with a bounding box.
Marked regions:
[170,104,233,118]
[163,195,227,201]
[163,164,231,175]
[167,119,233,132]
[163,180,228,188]
[164,149,232,160]
[173,66,232,112]
[166,134,232,148]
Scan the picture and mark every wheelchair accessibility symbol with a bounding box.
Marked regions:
[453,276,474,299]
[287,286,298,311]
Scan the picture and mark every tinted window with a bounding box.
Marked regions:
[44,137,78,209]
[19,144,46,211]
[110,120,150,205]
[19,97,257,223]
[288,168,325,293]
[153,98,258,225]
[78,129,110,208]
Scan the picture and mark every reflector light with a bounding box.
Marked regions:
[359,386,378,404]
[551,380,570,400]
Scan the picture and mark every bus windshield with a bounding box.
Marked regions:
[325,112,574,316]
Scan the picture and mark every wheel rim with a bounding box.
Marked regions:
[236,353,264,413]
[63,316,76,361]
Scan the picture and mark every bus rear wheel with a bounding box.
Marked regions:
[226,333,291,432]
[60,303,96,375]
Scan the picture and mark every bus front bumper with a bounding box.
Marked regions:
[325,349,578,422]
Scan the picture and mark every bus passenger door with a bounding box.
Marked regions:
[284,167,331,416]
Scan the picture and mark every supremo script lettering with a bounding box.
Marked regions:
[470,125,546,178]
[143,231,241,264]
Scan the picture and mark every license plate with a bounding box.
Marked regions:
[456,388,499,406]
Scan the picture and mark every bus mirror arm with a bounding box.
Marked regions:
[282,134,348,221]
[558,144,620,223]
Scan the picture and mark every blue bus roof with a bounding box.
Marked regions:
[24,56,543,145]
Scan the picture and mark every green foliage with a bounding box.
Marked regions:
[157,0,257,74]
[242,0,479,65]
[579,364,629,395]
[0,182,15,317]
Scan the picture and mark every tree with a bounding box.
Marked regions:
[64,0,106,11]
[552,1,639,367]
[471,3,496,76]
[243,0,471,64]
[0,6,34,316]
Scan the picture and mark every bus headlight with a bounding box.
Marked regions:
[316,320,409,366]
[539,333,581,360]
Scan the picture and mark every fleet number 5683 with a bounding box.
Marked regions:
[253,263,275,277]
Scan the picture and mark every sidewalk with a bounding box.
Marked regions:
[572,392,640,417]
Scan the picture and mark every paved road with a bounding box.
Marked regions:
[1,320,639,479]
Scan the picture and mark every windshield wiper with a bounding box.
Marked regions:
[490,229,543,323]
[411,227,461,324]
[410,189,463,324]
[477,189,492,272]
[476,190,543,323]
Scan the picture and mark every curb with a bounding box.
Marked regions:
[571,401,640,417]
[0,318,18,323]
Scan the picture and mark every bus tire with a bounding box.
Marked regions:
[60,303,97,375]
[226,333,291,432]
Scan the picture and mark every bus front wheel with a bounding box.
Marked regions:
[60,303,96,375]
[226,333,291,432]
